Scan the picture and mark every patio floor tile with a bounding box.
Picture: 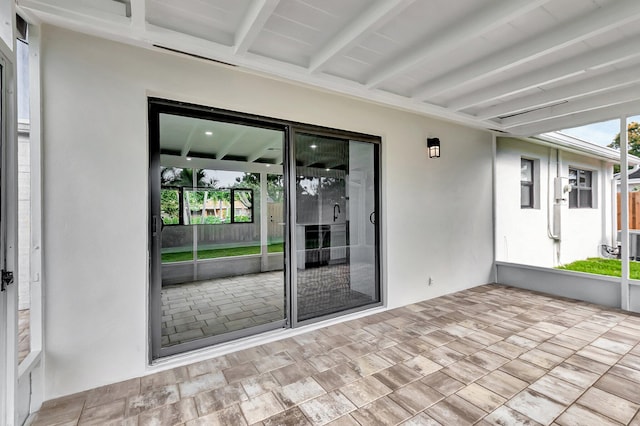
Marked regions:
[555,404,621,426]
[426,394,486,426]
[387,380,443,414]
[455,382,506,412]
[506,389,565,425]
[483,405,542,425]
[338,376,391,408]
[476,369,528,399]
[577,387,639,424]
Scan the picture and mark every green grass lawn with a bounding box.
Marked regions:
[162,242,284,263]
[557,257,640,279]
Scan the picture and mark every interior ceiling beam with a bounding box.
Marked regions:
[449,37,640,113]
[501,85,640,129]
[129,0,145,32]
[161,154,282,174]
[247,145,271,163]
[365,0,550,89]
[307,0,415,74]
[180,125,200,157]
[234,0,280,55]
[216,129,248,160]
[412,0,640,101]
[477,66,640,121]
[507,100,640,137]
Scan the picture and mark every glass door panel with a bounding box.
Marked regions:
[294,133,380,322]
[150,105,287,357]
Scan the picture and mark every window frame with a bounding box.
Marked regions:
[568,167,594,209]
[520,158,535,209]
[160,185,255,226]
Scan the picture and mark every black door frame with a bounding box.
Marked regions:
[148,98,382,361]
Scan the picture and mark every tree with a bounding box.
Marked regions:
[235,172,284,202]
[609,122,640,155]
[160,167,218,224]
[608,122,639,173]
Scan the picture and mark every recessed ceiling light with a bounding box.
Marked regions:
[266,164,270,168]
[310,144,317,149]
[205,131,213,136]
[326,168,330,171]
[186,157,192,161]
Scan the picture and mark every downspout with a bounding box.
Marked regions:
[492,134,497,283]
[612,175,618,248]
[547,148,561,265]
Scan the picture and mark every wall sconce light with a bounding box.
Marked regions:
[427,138,440,158]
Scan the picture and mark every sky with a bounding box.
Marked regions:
[561,115,640,147]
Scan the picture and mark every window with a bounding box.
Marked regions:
[568,168,593,208]
[521,158,534,208]
[159,166,254,225]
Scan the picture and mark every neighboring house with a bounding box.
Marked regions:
[496,132,640,267]
[615,166,640,192]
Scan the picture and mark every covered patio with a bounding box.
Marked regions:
[32,285,640,425]
[4,0,640,424]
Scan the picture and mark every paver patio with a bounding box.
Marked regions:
[162,265,374,346]
[32,284,640,425]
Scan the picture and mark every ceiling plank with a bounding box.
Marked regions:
[18,0,130,25]
[234,0,280,55]
[507,100,640,137]
[80,0,126,16]
[412,0,640,100]
[502,85,640,128]
[449,37,640,113]
[476,66,640,121]
[308,0,414,74]
[365,0,551,89]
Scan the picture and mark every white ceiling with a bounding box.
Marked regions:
[159,113,284,164]
[16,0,640,136]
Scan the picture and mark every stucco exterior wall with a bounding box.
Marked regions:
[496,137,614,267]
[40,25,494,399]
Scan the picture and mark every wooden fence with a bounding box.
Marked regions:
[617,192,640,229]
[162,202,285,249]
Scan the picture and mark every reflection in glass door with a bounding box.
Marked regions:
[150,100,381,358]
[293,132,380,322]
[149,101,287,358]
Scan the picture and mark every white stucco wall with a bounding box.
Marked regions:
[40,25,493,399]
[496,137,614,267]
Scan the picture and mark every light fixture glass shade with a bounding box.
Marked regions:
[427,138,440,158]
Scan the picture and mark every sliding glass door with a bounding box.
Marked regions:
[149,99,381,359]
[149,101,288,358]
[292,132,380,323]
